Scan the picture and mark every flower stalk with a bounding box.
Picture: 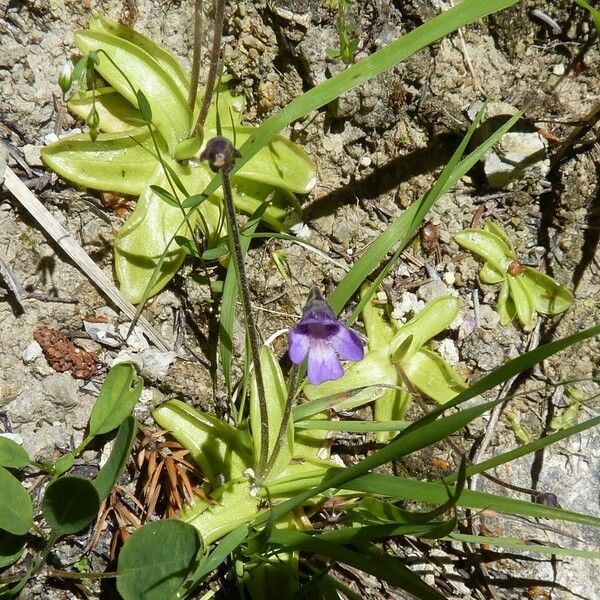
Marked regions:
[193,0,226,136]
[201,136,269,481]
[188,0,204,111]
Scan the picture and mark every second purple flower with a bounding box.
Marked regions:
[288,290,364,385]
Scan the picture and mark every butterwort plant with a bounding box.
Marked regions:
[454,221,574,327]
[288,288,364,385]
[42,16,316,303]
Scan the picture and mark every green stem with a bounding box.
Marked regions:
[193,0,226,136]
[220,168,269,481]
[263,365,299,478]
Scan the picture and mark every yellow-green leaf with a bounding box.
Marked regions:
[454,229,514,272]
[68,87,143,133]
[89,16,190,100]
[403,348,467,404]
[304,348,397,403]
[479,261,505,284]
[114,163,218,303]
[497,279,516,325]
[75,29,191,151]
[521,267,574,316]
[361,284,396,351]
[250,346,293,481]
[41,129,161,196]
[225,126,316,195]
[484,221,515,255]
[389,295,459,360]
[507,274,535,326]
[152,400,251,483]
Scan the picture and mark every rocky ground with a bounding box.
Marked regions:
[1,0,599,598]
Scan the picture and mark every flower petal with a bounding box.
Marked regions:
[307,342,344,385]
[330,326,364,361]
[288,328,310,364]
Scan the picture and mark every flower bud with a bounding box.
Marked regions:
[86,107,100,141]
[58,62,73,97]
[200,136,241,173]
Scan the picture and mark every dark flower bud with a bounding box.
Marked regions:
[200,136,241,173]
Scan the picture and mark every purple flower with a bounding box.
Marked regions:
[288,290,364,385]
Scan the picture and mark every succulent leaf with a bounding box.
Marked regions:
[373,388,411,443]
[41,129,161,196]
[402,348,467,404]
[114,163,217,303]
[479,261,505,284]
[507,274,535,326]
[360,284,396,351]
[68,87,143,133]
[225,126,316,195]
[484,221,515,254]
[303,349,397,403]
[453,228,514,272]
[88,16,190,99]
[389,295,459,360]
[75,29,191,150]
[250,347,293,481]
[152,400,252,483]
[497,279,517,325]
[521,267,574,315]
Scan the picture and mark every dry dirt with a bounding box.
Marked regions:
[1,0,600,598]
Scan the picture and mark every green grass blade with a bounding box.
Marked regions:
[444,413,600,484]
[445,532,600,559]
[425,324,600,418]
[344,473,600,527]
[329,109,521,314]
[262,397,502,524]
[268,530,446,600]
[191,0,519,211]
[263,325,600,525]
[317,521,454,544]
[294,419,410,433]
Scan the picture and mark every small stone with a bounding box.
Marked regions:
[44,132,59,145]
[417,279,452,302]
[484,130,549,189]
[443,271,456,286]
[359,155,371,168]
[118,323,149,352]
[84,321,121,348]
[22,341,43,364]
[552,63,565,76]
[436,338,460,366]
[478,304,501,329]
[391,292,423,322]
[22,144,43,167]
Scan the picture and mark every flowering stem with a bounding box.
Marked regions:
[193,0,226,136]
[263,365,299,478]
[188,0,204,111]
[203,139,269,481]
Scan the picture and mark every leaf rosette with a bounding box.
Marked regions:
[42,16,316,303]
[454,221,574,326]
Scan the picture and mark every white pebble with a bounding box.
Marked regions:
[22,341,43,364]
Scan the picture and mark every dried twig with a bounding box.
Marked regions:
[2,164,170,351]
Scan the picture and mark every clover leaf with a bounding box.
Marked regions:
[454,221,574,327]
[42,16,316,303]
